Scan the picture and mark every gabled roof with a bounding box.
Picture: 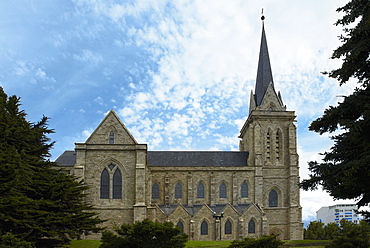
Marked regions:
[157,203,253,216]
[85,110,137,144]
[232,203,251,214]
[254,22,274,106]
[148,151,249,167]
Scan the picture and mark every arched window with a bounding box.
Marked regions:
[266,130,271,160]
[269,190,278,207]
[225,220,232,234]
[248,220,255,233]
[241,181,248,198]
[219,182,226,199]
[176,221,184,234]
[109,131,114,144]
[113,169,122,199]
[275,131,280,160]
[197,182,204,198]
[175,183,182,199]
[100,169,109,199]
[201,221,208,235]
[152,183,160,199]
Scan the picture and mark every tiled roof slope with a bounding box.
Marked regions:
[147,151,248,167]
[54,151,76,167]
[55,150,249,167]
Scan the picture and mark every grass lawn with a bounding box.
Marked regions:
[282,239,331,248]
[186,240,231,247]
[63,239,101,248]
[64,239,330,248]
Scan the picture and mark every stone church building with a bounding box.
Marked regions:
[55,21,303,241]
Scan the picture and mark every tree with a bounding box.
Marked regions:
[300,0,370,219]
[305,221,325,240]
[100,219,188,248]
[0,87,103,247]
[0,233,35,248]
[324,222,340,240]
[305,221,340,240]
[228,235,284,248]
[325,219,370,248]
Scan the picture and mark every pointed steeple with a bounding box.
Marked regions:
[254,16,274,106]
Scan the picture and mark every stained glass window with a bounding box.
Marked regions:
[113,169,122,199]
[100,169,109,199]
[197,182,204,198]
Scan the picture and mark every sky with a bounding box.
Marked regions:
[0,0,359,225]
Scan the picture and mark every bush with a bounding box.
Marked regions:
[228,235,284,248]
[100,219,188,248]
[325,219,370,248]
[0,233,35,248]
[305,221,340,240]
[305,221,325,240]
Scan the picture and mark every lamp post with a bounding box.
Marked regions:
[212,211,224,241]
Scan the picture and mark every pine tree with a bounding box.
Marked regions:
[0,87,103,247]
[300,0,370,219]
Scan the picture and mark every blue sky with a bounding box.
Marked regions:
[0,0,358,224]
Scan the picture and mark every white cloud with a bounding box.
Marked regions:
[94,96,104,105]
[73,49,103,65]
[14,60,31,75]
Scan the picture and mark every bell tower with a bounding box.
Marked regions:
[239,14,303,240]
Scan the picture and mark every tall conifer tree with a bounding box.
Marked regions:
[300,0,370,219]
[0,87,103,247]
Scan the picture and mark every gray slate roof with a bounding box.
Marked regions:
[55,151,76,167]
[255,23,274,106]
[54,150,249,167]
[158,204,251,216]
[147,151,248,167]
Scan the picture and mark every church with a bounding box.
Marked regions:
[55,19,304,241]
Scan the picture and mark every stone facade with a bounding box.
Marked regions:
[55,22,304,240]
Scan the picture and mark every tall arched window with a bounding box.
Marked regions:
[266,130,271,161]
[152,183,160,199]
[176,221,184,234]
[197,182,204,198]
[100,169,109,199]
[269,190,278,207]
[248,220,255,233]
[241,181,248,198]
[201,221,208,235]
[175,183,182,199]
[219,182,226,199]
[225,220,232,234]
[109,131,114,144]
[275,130,280,160]
[113,169,122,199]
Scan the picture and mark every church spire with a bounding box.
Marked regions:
[254,13,274,106]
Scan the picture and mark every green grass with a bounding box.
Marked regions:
[282,239,331,247]
[63,239,101,248]
[64,239,330,248]
[186,240,231,247]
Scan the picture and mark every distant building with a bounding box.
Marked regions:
[317,204,362,225]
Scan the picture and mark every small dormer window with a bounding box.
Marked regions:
[109,131,114,144]
[268,107,273,111]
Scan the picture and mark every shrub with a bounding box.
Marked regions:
[100,219,188,248]
[325,219,370,248]
[228,235,284,248]
[0,233,35,248]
